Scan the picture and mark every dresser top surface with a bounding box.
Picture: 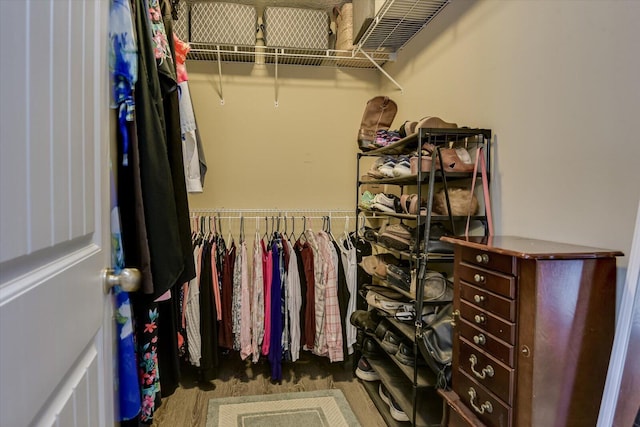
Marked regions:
[441,235,624,259]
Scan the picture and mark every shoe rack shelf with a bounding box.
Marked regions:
[367,357,445,426]
[354,127,492,426]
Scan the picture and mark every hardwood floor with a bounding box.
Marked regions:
[151,352,386,426]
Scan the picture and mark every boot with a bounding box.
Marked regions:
[357,96,397,151]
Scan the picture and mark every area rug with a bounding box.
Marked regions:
[206,389,361,427]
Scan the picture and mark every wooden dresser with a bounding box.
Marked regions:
[438,236,623,427]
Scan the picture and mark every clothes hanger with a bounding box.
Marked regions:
[342,216,354,249]
[297,216,307,242]
[262,216,269,241]
[239,216,245,243]
[227,217,234,245]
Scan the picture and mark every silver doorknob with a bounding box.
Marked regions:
[102,268,141,293]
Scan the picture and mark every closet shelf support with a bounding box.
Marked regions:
[355,48,402,93]
[274,50,280,107]
[216,45,225,105]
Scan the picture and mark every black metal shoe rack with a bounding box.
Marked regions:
[354,127,492,426]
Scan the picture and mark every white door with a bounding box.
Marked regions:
[0,1,114,426]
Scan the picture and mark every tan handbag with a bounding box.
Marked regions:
[433,187,479,216]
[358,96,398,151]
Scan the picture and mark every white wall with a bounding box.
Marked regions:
[381,0,640,266]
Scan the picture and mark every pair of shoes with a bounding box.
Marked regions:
[374,318,392,340]
[371,193,400,213]
[380,329,403,355]
[374,129,401,148]
[399,194,427,215]
[394,342,425,366]
[379,384,410,422]
[399,120,418,138]
[355,356,380,381]
[359,190,375,210]
[392,156,411,177]
[362,336,381,358]
[350,309,380,334]
[377,156,398,178]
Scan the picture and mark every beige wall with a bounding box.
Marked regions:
[380,0,640,265]
[187,0,640,265]
[186,61,378,212]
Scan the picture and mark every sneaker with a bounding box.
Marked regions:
[371,193,398,213]
[359,191,375,210]
[378,384,410,422]
[392,156,412,177]
[378,383,390,405]
[355,356,380,381]
[377,156,397,178]
[389,395,410,422]
[394,341,425,366]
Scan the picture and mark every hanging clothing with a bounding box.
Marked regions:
[157,0,196,289]
[286,239,302,362]
[293,240,309,353]
[132,0,186,299]
[108,159,140,421]
[332,239,351,358]
[239,241,252,360]
[268,237,283,381]
[251,231,264,363]
[111,0,154,294]
[340,235,358,354]
[198,240,219,381]
[129,295,161,424]
[251,233,265,363]
[220,242,236,350]
[317,231,343,362]
[261,239,273,355]
[297,239,316,351]
[232,242,242,351]
[185,246,201,367]
[280,237,290,362]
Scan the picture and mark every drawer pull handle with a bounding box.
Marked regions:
[474,294,485,303]
[473,333,486,345]
[469,354,495,379]
[468,387,493,414]
[475,254,490,264]
[474,314,486,324]
[474,274,485,283]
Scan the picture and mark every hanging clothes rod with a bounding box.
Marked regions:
[192,215,354,220]
[190,208,354,214]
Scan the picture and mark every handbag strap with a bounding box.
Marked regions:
[465,144,494,237]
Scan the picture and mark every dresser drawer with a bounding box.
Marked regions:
[460,246,515,276]
[459,339,514,404]
[458,263,516,299]
[459,283,516,322]
[459,300,516,344]
[457,318,514,367]
[439,389,488,427]
[456,370,512,427]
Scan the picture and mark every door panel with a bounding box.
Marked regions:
[0,1,111,426]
